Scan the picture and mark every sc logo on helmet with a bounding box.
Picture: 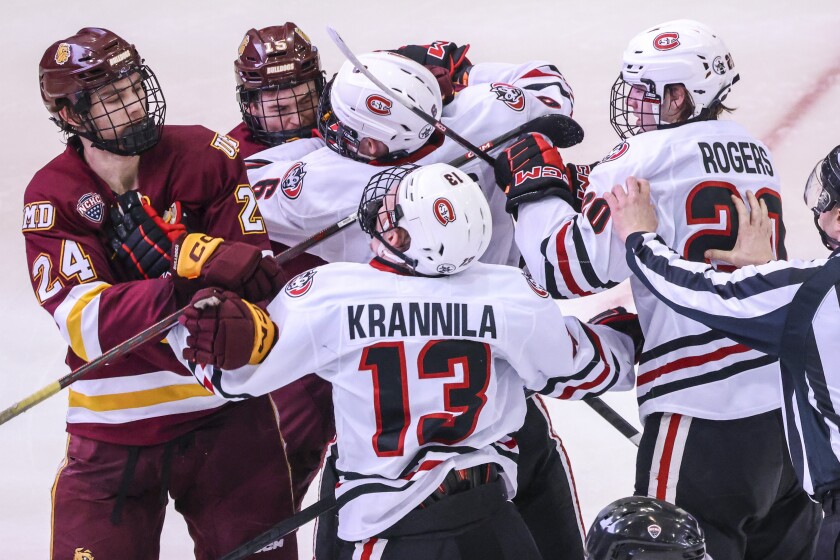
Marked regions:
[433,197,456,226]
[653,32,680,51]
[365,94,392,116]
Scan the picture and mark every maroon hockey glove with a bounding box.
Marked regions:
[182,288,278,370]
[107,192,187,280]
[588,307,644,363]
[171,234,290,303]
[494,133,576,215]
[392,41,472,82]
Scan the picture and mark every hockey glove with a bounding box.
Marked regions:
[107,192,187,280]
[392,41,472,82]
[494,133,576,215]
[182,288,278,370]
[170,233,289,303]
[588,307,644,363]
[566,162,598,212]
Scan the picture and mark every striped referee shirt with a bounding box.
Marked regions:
[626,231,840,499]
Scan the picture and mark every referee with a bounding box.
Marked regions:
[604,145,840,559]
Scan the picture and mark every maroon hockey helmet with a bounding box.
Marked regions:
[39,27,166,155]
[235,24,325,145]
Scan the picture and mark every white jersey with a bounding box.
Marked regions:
[169,261,635,541]
[247,61,574,266]
[516,120,785,421]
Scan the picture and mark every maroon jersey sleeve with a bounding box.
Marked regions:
[22,157,178,364]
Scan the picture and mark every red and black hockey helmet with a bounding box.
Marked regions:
[235,24,325,145]
[39,27,166,155]
[584,497,707,559]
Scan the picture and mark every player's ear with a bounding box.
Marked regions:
[382,227,411,252]
[58,105,83,128]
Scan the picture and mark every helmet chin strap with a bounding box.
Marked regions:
[371,228,419,272]
[814,214,840,251]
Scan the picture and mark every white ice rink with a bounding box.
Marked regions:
[1,0,839,557]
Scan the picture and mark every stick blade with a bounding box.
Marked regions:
[523,114,584,149]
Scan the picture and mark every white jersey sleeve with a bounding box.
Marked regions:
[168,261,634,541]
[464,60,574,115]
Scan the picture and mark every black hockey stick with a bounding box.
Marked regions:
[325,26,584,160]
[584,396,641,446]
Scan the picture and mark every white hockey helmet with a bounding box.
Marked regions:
[359,163,492,276]
[318,52,442,161]
[610,19,739,139]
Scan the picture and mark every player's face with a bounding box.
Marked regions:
[249,80,318,133]
[817,207,840,248]
[627,84,659,132]
[87,71,148,140]
[370,182,410,257]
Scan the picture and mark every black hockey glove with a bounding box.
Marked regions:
[566,161,598,212]
[494,133,577,216]
[588,307,644,363]
[107,192,187,280]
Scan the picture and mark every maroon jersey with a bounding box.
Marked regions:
[228,121,269,159]
[22,125,270,446]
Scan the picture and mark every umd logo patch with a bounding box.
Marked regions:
[55,43,71,65]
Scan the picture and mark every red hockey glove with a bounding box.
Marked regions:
[182,288,278,370]
[494,133,576,215]
[588,307,644,363]
[170,234,289,303]
[107,192,187,280]
[391,42,472,104]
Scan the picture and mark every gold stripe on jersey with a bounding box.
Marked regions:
[66,282,110,361]
[68,383,214,412]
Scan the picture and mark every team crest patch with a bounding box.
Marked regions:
[490,83,525,112]
[523,271,550,298]
[433,197,456,226]
[73,548,94,560]
[653,32,680,51]
[365,94,392,116]
[281,162,307,199]
[285,269,317,298]
[77,193,105,224]
[647,524,662,539]
[601,141,629,163]
[55,43,71,65]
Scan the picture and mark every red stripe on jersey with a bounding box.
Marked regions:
[361,538,379,560]
[656,414,683,500]
[637,343,752,386]
[555,222,595,297]
[558,327,611,399]
[520,67,564,80]
[403,459,444,480]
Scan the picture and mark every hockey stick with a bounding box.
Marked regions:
[584,396,641,446]
[325,26,584,159]
[0,115,571,428]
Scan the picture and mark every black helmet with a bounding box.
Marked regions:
[804,145,840,249]
[584,497,706,559]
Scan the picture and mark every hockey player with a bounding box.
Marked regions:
[168,162,639,560]
[584,496,709,559]
[494,19,820,559]
[228,22,335,518]
[248,47,592,559]
[606,150,840,559]
[27,28,297,559]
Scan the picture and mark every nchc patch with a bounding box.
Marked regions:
[285,269,317,298]
[76,193,105,224]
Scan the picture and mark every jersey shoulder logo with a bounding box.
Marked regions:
[523,271,550,298]
[77,193,105,224]
[73,548,94,560]
[281,162,307,199]
[653,32,680,51]
[490,83,525,112]
[210,133,240,160]
[365,94,393,116]
[22,201,56,232]
[601,141,629,163]
[433,197,456,226]
[285,269,317,298]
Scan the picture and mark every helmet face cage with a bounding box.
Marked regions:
[610,76,663,139]
[359,164,419,269]
[237,73,324,145]
[63,65,166,156]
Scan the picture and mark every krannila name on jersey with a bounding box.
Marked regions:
[169,261,635,541]
[516,120,785,422]
[246,61,574,267]
[347,302,497,340]
[625,232,840,500]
